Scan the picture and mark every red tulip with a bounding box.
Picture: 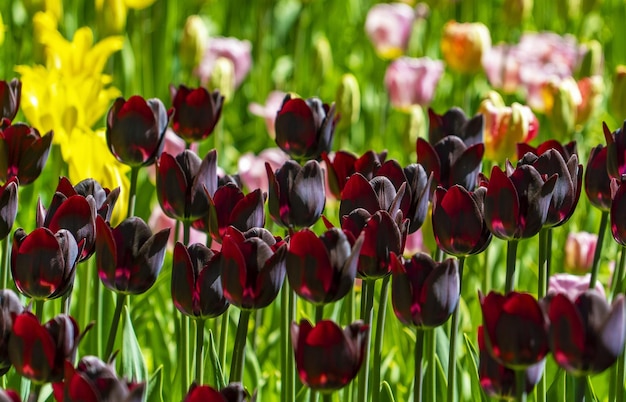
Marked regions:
[170,84,224,143]
[0,123,53,185]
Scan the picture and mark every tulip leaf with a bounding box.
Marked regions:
[585,376,600,402]
[380,381,396,402]
[204,329,226,389]
[463,334,488,402]
[547,368,566,401]
[435,353,447,402]
[122,306,148,384]
[147,366,164,402]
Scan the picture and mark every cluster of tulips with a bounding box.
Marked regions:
[2,70,626,402]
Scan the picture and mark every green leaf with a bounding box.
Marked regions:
[204,329,225,389]
[146,366,164,402]
[462,334,488,402]
[380,381,396,402]
[547,368,565,401]
[121,306,148,384]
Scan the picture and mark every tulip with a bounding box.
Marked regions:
[0,79,21,123]
[541,78,579,138]
[179,16,208,73]
[237,148,289,193]
[548,290,625,376]
[322,150,387,199]
[564,233,597,274]
[248,91,287,139]
[432,185,492,257]
[335,73,360,130]
[604,120,626,180]
[339,172,406,219]
[8,313,80,383]
[441,21,491,74]
[291,319,368,392]
[0,389,20,402]
[11,227,79,301]
[197,37,252,89]
[548,272,605,298]
[170,85,224,143]
[171,242,229,320]
[364,2,415,59]
[0,177,18,240]
[585,145,612,211]
[384,57,444,110]
[517,139,577,162]
[0,123,53,185]
[610,65,626,122]
[69,177,120,223]
[184,382,254,402]
[266,160,326,230]
[576,75,604,126]
[427,107,484,147]
[105,96,171,167]
[95,216,170,295]
[0,289,24,376]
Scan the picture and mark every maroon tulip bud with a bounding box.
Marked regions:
[611,179,626,246]
[11,227,79,300]
[0,177,18,240]
[391,253,460,328]
[156,149,218,222]
[0,289,24,376]
[604,120,626,179]
[428,107,484,146]
[0,123,53,185]
[274,95,338,161]
[585,144,612,211]
[339,173,406,219]
[266,160,326,229]
[170,84,224,143]
[9,313,80,383]
[0,79,21,123]
[67,177,121,223]
[0,389,20,402]
[95,216,170,295]
[287,228,364,305]
[220,227,287,310]
[516,139,577,162]
[322,150,387,199]
[184,382,255,402]
[480,291,550,369]
[105,96,172,167]
[291,319,368,392]
[172,242,229,320]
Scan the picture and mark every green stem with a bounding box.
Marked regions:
[611,364,617,402]
[287,287,296,401]
[505,240,519,293]
[34,299,45,322]
[229,309,251,383]
[315,304,324,323]
[126,166,139,218]
[573,375,586,402]
[515,368,527,402]
[426,328,436,401]
[611,247,626,301]
[322,393,333,402]
[1,236,9,289]
[357,279,376,402]
[618,349,626,402]
[537,230,548,402]
[482,242,491,293]
[589,211,608,289]
[104,293,127,359]
[281,285,288,402]
[180,315,190,397]
[27,383,41,402]
[218,309,229,370]
[371,275,390,402]
[195,319,205,384]
[447,256,465,402]
[414,328,425,402]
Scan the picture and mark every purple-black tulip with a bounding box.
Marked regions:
[339,173,406,219]
[170,84,224,143]
[0,123,53,185]
[0,177,18,240]
[54,177,121,223]
[517,139,577,162]
[184,382,254,402]
[322,150,387,199]
[604,120,626,179]
[611,179,626,246]
[0,79,21,123]
[95,216,170,295]
[585,144,612,211]
[0,289,24,376]
[428,107,484,147]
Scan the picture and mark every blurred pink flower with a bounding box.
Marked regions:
[148,128,199,182]
[548,273,605,299]
[564,232,597,274]
[248,90,287,138]
[148,206,207,250]
[403,229,429,256]
[384,57,443,110]
[237,147,289,193]
[365,2,416,59]
[197,36,252,88]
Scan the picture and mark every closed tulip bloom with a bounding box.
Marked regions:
[441,21,491,74]
[0,289,24,376]
[610,65,626,121]
[384,57,444,110]
[564,232,597,274]
[432,185,492,257]
[184,382,254,402]
[172,242,229,320]
[105,95,171,167]
[69,177,120,223]
[291,319,368,392]
[339,172,406,219]
[548,290,625,376]
[0,79,21,123]
[95,216,170,295]
[266,160,325,229]
[585,145,612,211]
[610,179,626,246]
[322,150,388,199]
[170,85,224,143]
[480,291,550,369]
[197,36,252,89]
[604,121,626,180]
[0,123,53,185]
[517,139,577,162]
[11,227,79,301]
[364,2,415,59]
[0,177,18,240]
[274,95,337,161]
[427,107,484,147]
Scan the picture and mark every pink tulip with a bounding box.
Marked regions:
[564,232,597,274]
[548,273,605,300]
[196,37,252,88]
[365,3,416,59]
[148,205,208,250]
[237,148,289,193]
[248,90,287,138]
[384,57,443,110]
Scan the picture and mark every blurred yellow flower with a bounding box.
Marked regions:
[0,11,4,46]
[94,0,157,34]
[95,0,157,9]
[441,21,491,74]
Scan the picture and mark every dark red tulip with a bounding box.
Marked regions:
[11,227,79,301]
[432,185,491,257]
[0,289,24,376]
[480,291,550,369]
[266,160,325,229]
[8,313,80,383]
[0,389,20,402]
[172,242,229,319]
[483,163,556,240]
[170,84,224,143]
[339,173,406,219]
[604,120,626,179]
[275,95,337,161]
[548,290,625,376]
[0,123,53,185]
[52,177,121,223]
[105,96,172,167]
[220,227,286,310]
[428,107,484,147]
[585,145,612,211]
[322,150,388,199]
[517,139,577,162]
[0,177,18,240]
[611,179,626,246]
[95,216,170,295]
[286,228,364,305]
[184,382,254,402]
[0,79,21,123]
[156,149,217,222]
[291,319,368,392]
[391,253,460,328]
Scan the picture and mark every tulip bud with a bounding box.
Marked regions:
[502,0,533,27]
[209,57,236,103]
[384,57,444,110]
[576,75,604,126]
[0,79,20,123]
[313,34,333,79]
[180,15,208,72]
[441,21,491,74]
[408,105,426,144]
[0,178,18,240]
[335,73,361,130]
[564,232,597,274]
[0,289,24,376]
[577,40,603,78]
[96,0,127,36]
[543,79,578,141]
[364,2,415,59]
[611,65,626,122]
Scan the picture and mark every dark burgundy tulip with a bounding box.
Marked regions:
[170,84,224,143]
[0,289,24,376]
[8,313,79,383]
[11,227,79,301]
[585,145,612,211]
[286,228,364,305]
[53,177,121,223]
[428,107,484,147]
[611,179,626,246]
[220,227,287,310]
[156,149,217,222]
[483,163,556,240]
[52,356,145,402]
[0,79,20,123]
[604,120,626,179]
[339,172,406,219]
[0,177,18,240]
[432,185,492,257]
[105,95,172,167]
[275,94,338,161]
[516,139,577,162]
[292,319,368,392]
[266,160,325,229]
[518,149,582,228]
[480,291,550,369]
[0,123,53,185]
[95,216,170,295]
[548,290,625,376]
[322,150,388,199]
[0,389,20,402]
[478,326,544,399]
[184,382,255,402]
[172,242,229,320]
[391,253,460,328]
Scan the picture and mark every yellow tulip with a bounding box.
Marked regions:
[441,21,491,74]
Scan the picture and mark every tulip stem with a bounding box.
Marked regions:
[537,230,549,402]
[372,275,390,402]
[618,348,626,402]
[414,328,425,402]
[181,315,190,396]
[447,256,465,402]
[573,375,586,402]
[281,285,288,402]
[104,293,126,359]
[195,319,205,384]
[505,240,519,293]
[515,368,527,402]
[126,166,139,218]
[611,246,626,301]
[426,328,436,401]
[322,393,333,402]
[315,304,324,323]
[589,211,608,289]
[229,309,251,383]
[287,287,296,401]
[218,309,229,371]
[34,299,44,322]
[1,236,9,289]
[27,383,41,402]
[357,279,376,402]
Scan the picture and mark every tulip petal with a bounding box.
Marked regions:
[340,173,381,217]
[485,166,520,240]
